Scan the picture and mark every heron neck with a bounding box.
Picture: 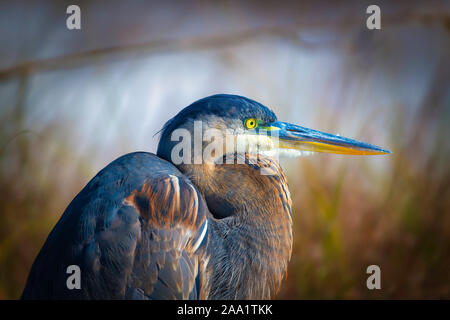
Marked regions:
[206,211,292,299]
[178,153,293,299]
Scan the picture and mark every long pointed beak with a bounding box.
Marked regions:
[263,121,391,155]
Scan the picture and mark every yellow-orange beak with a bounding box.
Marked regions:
[262,121,391,155]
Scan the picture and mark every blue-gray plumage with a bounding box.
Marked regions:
[22,94,390,299]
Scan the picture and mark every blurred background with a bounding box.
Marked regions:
[0,0,449,299]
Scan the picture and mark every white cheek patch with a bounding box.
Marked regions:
[235,134,276,153]
[234,134,314,158]
[261,148,314,158]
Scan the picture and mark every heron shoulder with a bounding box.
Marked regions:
[84,152,209,251]
[22,152,211,299]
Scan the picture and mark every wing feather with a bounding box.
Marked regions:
[21,152,209,300]
[124,174,208,299]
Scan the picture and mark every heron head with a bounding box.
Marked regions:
[157,94,390,167]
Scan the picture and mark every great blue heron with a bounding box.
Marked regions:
[22,94,390,299]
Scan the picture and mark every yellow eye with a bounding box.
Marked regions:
[245,118,257,129]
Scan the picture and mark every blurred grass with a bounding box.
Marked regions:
[0,118,94,299]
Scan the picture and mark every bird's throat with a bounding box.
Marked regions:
[177,153,293,299]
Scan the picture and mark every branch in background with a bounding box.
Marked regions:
[0,10,448,81]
